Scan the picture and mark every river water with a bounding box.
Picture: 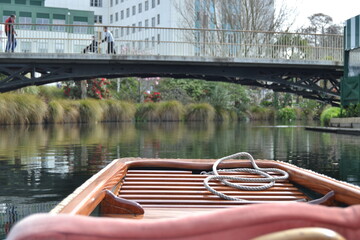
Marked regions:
[1,121,360,238]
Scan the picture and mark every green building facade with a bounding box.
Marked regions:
[1,0,95,53]
[1,0,94,28]
[341,14,360,106]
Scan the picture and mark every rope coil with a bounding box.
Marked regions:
[203,152,289,201]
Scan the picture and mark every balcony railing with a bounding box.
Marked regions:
[0,23,343,63]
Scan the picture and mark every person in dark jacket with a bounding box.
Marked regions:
[83,36,98,53]
[5,14,17,52]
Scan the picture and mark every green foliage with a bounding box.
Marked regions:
[38,86,65,100]
[277,107,297,121]
[298,99,322,120]
[185,103,215,121]
[320,107,341,126]
[63,78,111,99]
[110,78,139,102]
[157,78,209,102]
[249,106,275,120]
[340,104,360,118]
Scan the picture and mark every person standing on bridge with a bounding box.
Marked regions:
[4,14,17,53]
[102,27,116,54]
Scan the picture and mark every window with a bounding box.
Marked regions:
[145,0,149,11]
[36,13,50,31]
[132,6,136,16]
[145,19,149,27]
[38,41,48,53]
[151,17,155,27]
[110,14,113,23]
[90,0,102,7]
[145,38,149,48]
[15,0,26,4]
[110,0,113,7]
[138,21,142,31]
[126,27,130,35]
[94,15,102,23]
[115,12,118,22]
[126,8,130,18]
[120,28,124,37]
[157,0,160,4]
[116,0,118,4]
[152,36,155,47]
[55,42,64,53]
[30,0,41,6]
[73,21,87,34]
[138,3,142,13]
[132,23,136,33]
[19,12,32,30]
[152,0,155,8]
[120,10,124,20]
[53,19,66,32]
[21,41,31,53]
[157,14,160,25]
[157,33,160,44]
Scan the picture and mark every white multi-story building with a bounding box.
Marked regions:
[44,0,186,54]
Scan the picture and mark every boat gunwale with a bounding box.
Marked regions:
[51,158,360,215]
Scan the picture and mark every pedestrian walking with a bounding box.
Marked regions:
[102,27,116,54]
[5,14,17,52]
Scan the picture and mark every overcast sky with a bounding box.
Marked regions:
[282,0,360,28]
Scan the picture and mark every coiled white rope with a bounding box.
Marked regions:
[203,152,289,201]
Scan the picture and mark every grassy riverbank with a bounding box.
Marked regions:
[0,93,241,125]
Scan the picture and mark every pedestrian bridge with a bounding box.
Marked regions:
[0,24,344,105]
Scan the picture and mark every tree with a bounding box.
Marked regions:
[173,0,296,58]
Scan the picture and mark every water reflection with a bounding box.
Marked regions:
[1,122,360,238]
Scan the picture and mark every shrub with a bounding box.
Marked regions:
[135,102,160,121]
[248,106,274,120]
[102,100,135,122]
[0,93,47,124]
[185,103,215,121]
[158,101,184,121]
[277,107,297,121]
[79,99,104,123]
[320,107,341,126]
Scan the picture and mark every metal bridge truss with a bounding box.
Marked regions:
[0,60,342,106]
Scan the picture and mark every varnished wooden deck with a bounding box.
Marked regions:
[112,168,309,219]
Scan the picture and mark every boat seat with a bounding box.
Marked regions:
[7,202,360,240]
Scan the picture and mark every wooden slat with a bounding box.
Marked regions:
[122,181,294,187]
[120,185,300,191]
[120,190,305,196]
[131,199,306,205]
[121,195,306,201]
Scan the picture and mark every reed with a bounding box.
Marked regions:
[185,103,215,121]
[214,107,230,122]
[47,100,65,123]
[101,100,135,122]
[79,99,104,123]
[135,102,160,122]
[158,101,185,121]
[55,100,81,123]
[0,93,47,125]
[249,106,275,120]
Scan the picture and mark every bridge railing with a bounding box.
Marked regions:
[0,23,343,62]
